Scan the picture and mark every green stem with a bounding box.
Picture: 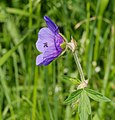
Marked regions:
[32,67,38,120]
[73,50,85,82]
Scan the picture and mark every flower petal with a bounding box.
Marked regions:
[54,34,64,51]
[43,45,62,65]
[44,16,59,34]
[36,45,62,66]
[36,28,55,52]
[36,54,44,66]
[55,34,64,44]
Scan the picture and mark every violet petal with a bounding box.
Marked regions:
[44,16,59,34]
[36,28,55,52]
[36,54,44,66]
[42,45,62,65]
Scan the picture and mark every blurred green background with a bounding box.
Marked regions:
[0,0,115,120]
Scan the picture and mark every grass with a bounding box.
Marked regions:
[0,0,115,120]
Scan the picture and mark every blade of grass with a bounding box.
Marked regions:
[53,62,58,120]
[94,0,109,61]
[26,0,33,100]
[95,25,114,119]
[38,101,43,120]
[6,17,26,69]
[0,26,37,67]
[12,53,20,108]
[0,68,15,120]
[5,7,37,19]
[44,67,54,120]
[0,86,3,120]
[32,67,38,120]
[86,0,100,79]
[86,2,90,39]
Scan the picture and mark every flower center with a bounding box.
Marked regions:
[43,42,48,47]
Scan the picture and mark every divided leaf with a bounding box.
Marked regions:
[69,78,81,85]
[63,76,81,85]
[64,89,83,104]
[85,88,111,102]
[78,90,91,120]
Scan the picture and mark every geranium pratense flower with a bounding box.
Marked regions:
[36,16,64,66]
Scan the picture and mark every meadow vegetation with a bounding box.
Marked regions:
[0,0,115,120]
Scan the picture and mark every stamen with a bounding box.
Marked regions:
[43,42,48,47]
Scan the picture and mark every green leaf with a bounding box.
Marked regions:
[69,78,81,85]
[85,88,111,102]
[100,0,109,15]
[78,90,91,120]
[64,89,83,104]
[63,76,81,85]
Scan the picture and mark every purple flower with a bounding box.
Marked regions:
[36,16,64,66]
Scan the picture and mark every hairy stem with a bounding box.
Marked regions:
[73,50,85,82]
